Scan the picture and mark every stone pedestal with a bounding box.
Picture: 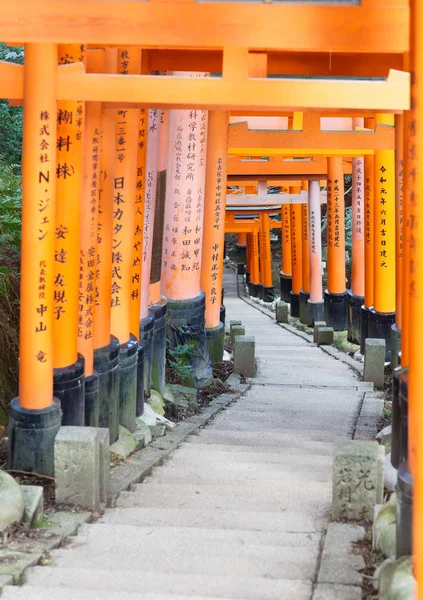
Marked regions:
[275,301,289,324]
[233,336,255,377]
[333,440,384,522]
[364,338,386,389]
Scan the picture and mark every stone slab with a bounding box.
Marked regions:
[0,550,43,583]
[231,325,245,341]
[312,583,362,600]
[54,427,100,511]
[21,486,43,527]
[332,440,384,522]
[364,338,386,389]
[313,321,326,343]
[96,428,110,506]
[316,326,334,346]
[0,471,24,533]
[318,523,366,586]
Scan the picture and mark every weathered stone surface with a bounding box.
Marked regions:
[0,551,42,583]
[332,440,384,522]
[374,557,396,593]
[233,335,255,377]
[138,403,157,427]
[384,452,397,492]
[373,502,396,558]
[21,486,43,526]
[313,321,326,343]
[96,428,110,506]
[316,326,334,346]
[275,301,289,324]
[133,419,153,448]
[312,583,361,600]
[0,574,13,592]
[0,471,24,532]
[149,390,165,416]
[376,425,392,454]
[166,384,197,410]
[386,556,415,600]
[229,320,242,334]
[39,511,91,537]
[318,523,366,586]
[231,325,245,341]
[364,338,386,389]
[55,427,100,511]
[110,426,136,458]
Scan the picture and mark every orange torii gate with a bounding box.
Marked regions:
[2,0,423,594]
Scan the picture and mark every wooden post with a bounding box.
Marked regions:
[290,185,302,318]
[280,203,292,302]
[308,179,324,323]
[369,114,396,360]
[324,156,348,331]
[52,44,85,426]
[201,110,229,363]
[8,43,61,476]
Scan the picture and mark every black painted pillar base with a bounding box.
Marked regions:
[368,307,396,361]
[94,335,120,444]
[149,298,167,396]
[308,299,324,325]
[290,291,300,318]
[84,371,100,427]
[324,290,348,332]
[118,334,138,433]
[391,324,402,369]
[235,243,246,264]
[391,365,407,470]
[220,305,226,326]
[245,271,250,284]
[166,291,212,387]
[139,313,154,396]
[206,322,225,364]
[299,290,312,326]
[396,461,413,559]
[53,355,85,426]
[237,263,245,275]
[248,282,259,297]
[136,342,145,417]
[399,368,409,466]
[360,305,370,355]
[262,286,274,303]
[280,272,292,303]
[8,397,62,476]
[257,284,264,299]
[347,290,364,345]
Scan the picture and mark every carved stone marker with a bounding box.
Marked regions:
[275,301,289,324]
[333,440,384,522]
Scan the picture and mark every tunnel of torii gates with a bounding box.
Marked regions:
[5,0,423,589]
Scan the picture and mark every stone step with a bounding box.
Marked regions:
[100,506,322,532]
[72,523,321,552]
[143,462,331,484]
[185,436,334,454]
[188,429,343,446]
[48,541,318,581]
[0,588,245,600]
[116,488,331,514]
[23,567,313,600]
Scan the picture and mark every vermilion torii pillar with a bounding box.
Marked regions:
[391,113,404,367]
[248,228,260,297]
[161,86,212,385]
[290,186,302,318]
[308,180,325,323]
[324,156,348,331]
[201,110,229,363]
[140,109,161,395]
[52,44,85,427]
[93,47,120,444]
[348,120,365,345]
[280,203,292,302]
[299,180,312,325]
[360,120,375,354]
[368,114,396,360]
[110,48,140,433]
[259,212,273,301]
[8,43,62,476]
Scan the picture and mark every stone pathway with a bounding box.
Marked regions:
[3,268,366,600]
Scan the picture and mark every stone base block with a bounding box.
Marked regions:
[54,426,111,511]
[316,326,334,346]
[391,324,402,369]
[205,322,225,364]
[360,305,369,355]
[324,289,348,332]
[308,300,324,326]
[261,286,274,303]
[364,338,386,389]
[290,291,300,318]
[275,301,289,324]
[313,320,326,343]
[332,440,384,522]
[280,272,292,303]
[8,398,62,477]
[347,290,364,345]
[233,335,255,378]
[231,325,245,341]
[299,290,312,325]
[21,485,43,526]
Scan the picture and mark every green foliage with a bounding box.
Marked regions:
[0,43,24,167]
[0,160,21,295]
[167,340,199,387]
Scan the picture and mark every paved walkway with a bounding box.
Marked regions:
[4,268,365,600]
